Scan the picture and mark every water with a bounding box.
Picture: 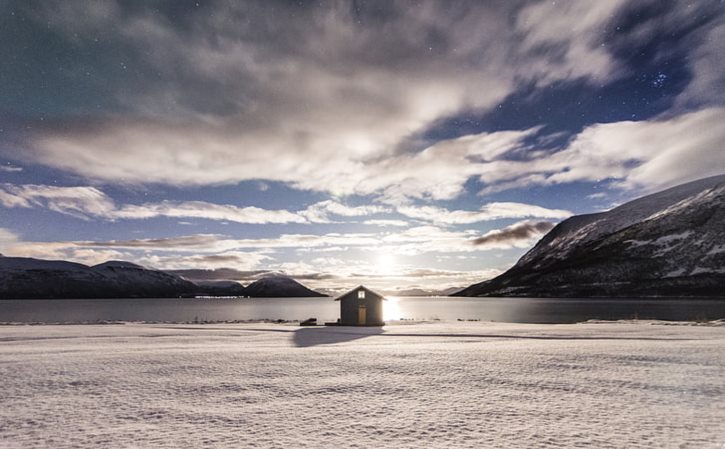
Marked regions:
[1,296,724,324]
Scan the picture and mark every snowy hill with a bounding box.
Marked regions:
[0,257,196,299]
[383,286,464,297]
[191,280,247,297]
[243,276,326,297]
[90,261,197,298]
[455,175,725,297]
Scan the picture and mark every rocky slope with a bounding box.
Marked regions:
[455,175,725,297]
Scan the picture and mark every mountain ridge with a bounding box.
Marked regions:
[242,275,327,298]
[0,257,326,299]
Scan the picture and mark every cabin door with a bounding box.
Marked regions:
[358,306,367,325]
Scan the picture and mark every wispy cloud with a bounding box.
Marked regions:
[397,202,571,225]
[299,200,389,223]
[139,251,272,271]
[0,228,19,246]
[472,220,556,249]
[363,219,409,227]
[0,164,22,173]
[115,201,307,224]
[76,234,225,250]
[0,184,390,224]
[467,107,725,195]
[0,184,115,219]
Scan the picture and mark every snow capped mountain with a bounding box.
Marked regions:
[243,276,326,297]
[0,257,326,299]
[455,175,725,297]
[90,260,197,297]
[0,257,195,299]
[192,280,247,297]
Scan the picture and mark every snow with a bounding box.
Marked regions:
[652,231,693,244]
[625,239,651,248]
[522,175,725,265]
[630,232,696,257]
[691,266,725,275]
[663,268,687,278]
[1,322,724,448]
[707,244,725,256]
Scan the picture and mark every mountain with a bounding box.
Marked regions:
[455,175,725,298]
[383,286,464,296]
[192,280,247,297]
[90,261,196,298]
[243,276,327,297]
[0,257,196,299]
[0,257,327,299]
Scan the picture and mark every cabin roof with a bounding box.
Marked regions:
[334,285,385,301]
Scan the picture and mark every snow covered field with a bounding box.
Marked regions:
[1,322,724,448]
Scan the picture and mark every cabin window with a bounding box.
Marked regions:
[358,290,366,299]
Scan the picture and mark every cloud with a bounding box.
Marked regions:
[676,20,725,109]
[1,226,522,290]
[0,239,130,266]
[515,0,628,84]
[6,221,541,262]
[0,184,115,219]
[0,228,19,246]
[472,220,556,249]
[0,185,387,224]
[470,107,725,195]
[166,268,270,282]
[19,104,719,219]
[397,202,571,225]
[76,234,226,250]
[75,233,381,253]
[299,200,389,223]
[0,164,22,172]
[363,219,409,227]
[167,265,499,293]
[139,251,271,271]
[115,201,307,224]
[5,1,633,200]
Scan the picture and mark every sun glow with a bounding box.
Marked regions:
[376,253,396,274]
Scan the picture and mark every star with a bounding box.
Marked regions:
[652,72,668,88]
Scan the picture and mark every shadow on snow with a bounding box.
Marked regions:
[292,326,384,347]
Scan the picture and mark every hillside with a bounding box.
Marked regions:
[455,175,725,297]
[243,276,327,297]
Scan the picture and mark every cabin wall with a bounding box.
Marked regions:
[340,293,384,326]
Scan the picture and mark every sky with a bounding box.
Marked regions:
[0,0,724,294]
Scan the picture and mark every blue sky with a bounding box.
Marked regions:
[1,1,724,293]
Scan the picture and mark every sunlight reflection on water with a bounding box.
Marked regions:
[1,296,724,324]
[383,296,401,322]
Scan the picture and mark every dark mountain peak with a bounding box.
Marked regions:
[244,275,326,297]
[92,260,147,270]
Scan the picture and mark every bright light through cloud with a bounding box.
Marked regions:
[376,253,396,275]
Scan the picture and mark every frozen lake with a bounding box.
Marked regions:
[1,296,724,324]
[1,321,723,448]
